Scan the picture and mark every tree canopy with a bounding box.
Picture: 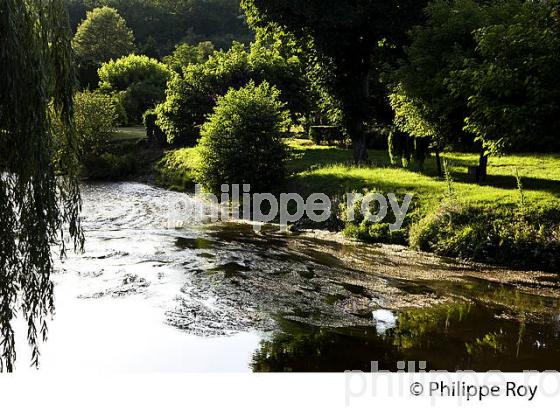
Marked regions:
[453,1,560,154]
[98,54,173,122]
[72,6,135,65]
[65,0,252,56]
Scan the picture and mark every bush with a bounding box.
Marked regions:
[72,90,119,157]
[98,54,173,123]
[156,39,311,146]
[409,202,560,272]
[155,148,200,191]
[197,81,290,194]
[340,190,414,246]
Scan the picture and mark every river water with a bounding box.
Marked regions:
[14,182,560,372]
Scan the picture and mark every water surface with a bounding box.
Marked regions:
[16,182,560,372]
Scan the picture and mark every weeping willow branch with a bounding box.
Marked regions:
[0,0,83,372]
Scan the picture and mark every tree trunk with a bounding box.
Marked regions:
[347,69,370,164]
[435,150,443,178]
[351,120,368,164]
[478,151,488,182]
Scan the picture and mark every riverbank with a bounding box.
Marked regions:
[153,138,560,273]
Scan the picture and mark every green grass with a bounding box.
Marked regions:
[112,126,147,141]
[286,139,560,210]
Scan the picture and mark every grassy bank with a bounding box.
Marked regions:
[155,139,560,272]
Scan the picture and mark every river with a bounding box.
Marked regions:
[14,182,560,372]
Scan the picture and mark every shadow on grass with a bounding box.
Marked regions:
[451,171,560,195]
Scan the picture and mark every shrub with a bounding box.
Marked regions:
[409,202,560,272]
[340,190,414,246]
[197,81,290,194]
[156,39,311,146]
[72,90,118,157]
[155,148,200,191]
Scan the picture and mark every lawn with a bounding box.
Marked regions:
[286,139,560,210]
[112,126,147,141]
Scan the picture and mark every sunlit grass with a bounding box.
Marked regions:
[112,126,147,141]
[286,139,560,209]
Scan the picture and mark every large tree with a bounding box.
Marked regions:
[72,6,135,65]
[98,54,173,123]
[390,0,525,180]
[241,0,428,162]
[452,0,560,155]
[0,0,83,371]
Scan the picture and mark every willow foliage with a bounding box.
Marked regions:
[0,0,83,371]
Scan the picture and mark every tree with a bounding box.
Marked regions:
[72,6,135,64]
[163,42,216,73]
[0,0,83,371]
[98,54,173,123]
[242,0,428,163]
[197,81,289,194]
[389,0,525,180]
[451,1,560,155]
[156,40,310,145]
[73,91,119,156]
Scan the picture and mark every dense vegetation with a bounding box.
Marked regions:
[197,81,289,194]
[98,54,173,123]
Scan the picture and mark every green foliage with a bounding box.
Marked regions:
[72,90,119,156]
[156,39,310,145]
[340,190,413,245]
[409,203,560,272]
[197,81,290,194]
[98,54,173,123]
[72,6,135,65]
[450,1,560,154]
[389,0,525,151]
[163,41,216,73]
[155,148,200,191]
[0,0,82,371]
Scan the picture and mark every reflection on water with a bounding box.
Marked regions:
[252,303,560,372]
[14,182,560,372]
